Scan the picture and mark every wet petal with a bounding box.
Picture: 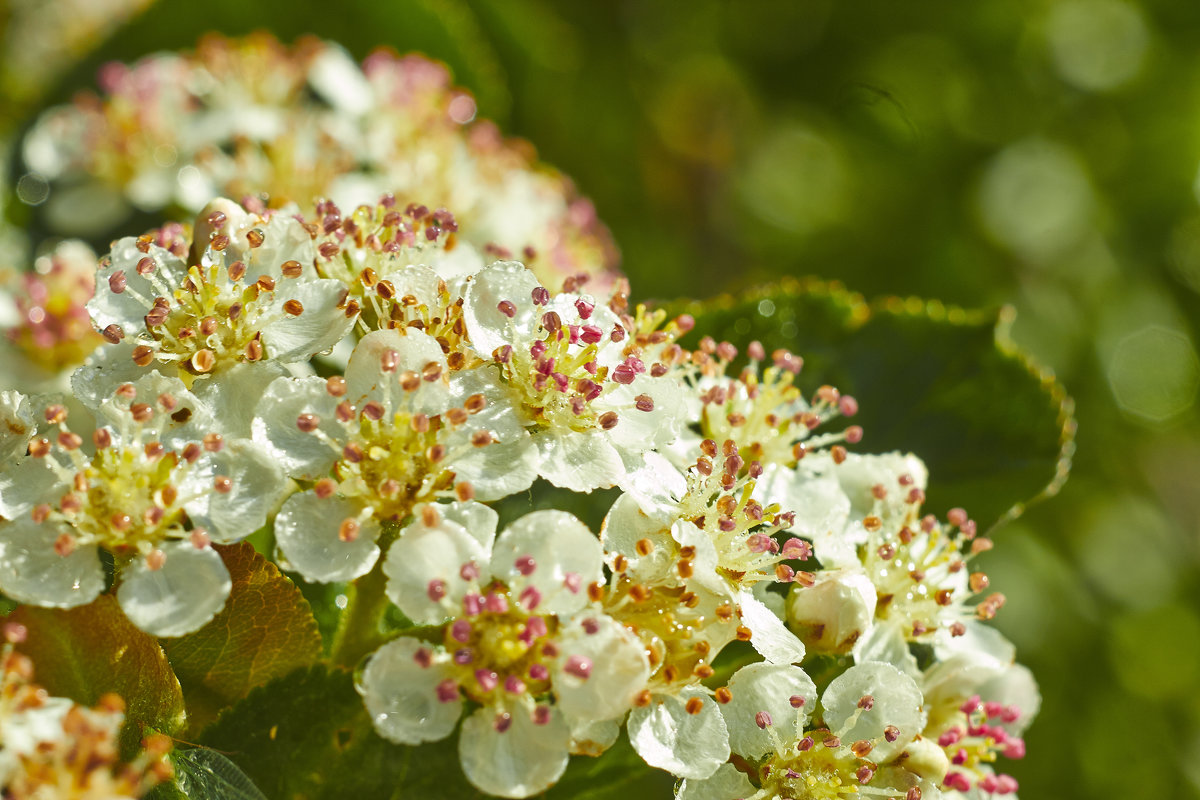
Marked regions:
[722,663,816,759]
[628,689,729,779]
[182,439,287,543]
[491,510,602,616]
[385,507,490,623]
[676,763,757,800]
[263,278,357,362]
[275,492,380,583]
[0,518,102,608]
[463,261,542,356]
[534,429,623,493]
[117,541,231,637]
[739,589,806,665]
[554,612,650,723]
[458,704,570,798]
[346,329,450,415]
[821,661,925,763]
[359,637,461,745]
[251,375,343,479]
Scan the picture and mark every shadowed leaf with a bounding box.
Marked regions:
[676,278,1075,529]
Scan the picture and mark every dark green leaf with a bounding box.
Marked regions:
[198,665,480,800]
[9,595,185,758]
[199,665,669,800]
[677,278,1075,529]
[163,543,322,733]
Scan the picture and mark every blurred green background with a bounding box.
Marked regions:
[4,0,1199,797]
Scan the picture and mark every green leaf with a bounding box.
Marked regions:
[163,543,322,733]
[8,595,185,758]
[198,665,481,800]
[677,278,1075,529]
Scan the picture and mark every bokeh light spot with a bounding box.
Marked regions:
[1047,0,1149,92]
[16,172,49,206]
[736,122,850,238]
[1107,325,1200,423]
[977,138,1094,262]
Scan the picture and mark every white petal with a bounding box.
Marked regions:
[977,663,1040,735]
[117,542,231,637]
[447,367,524,442]
[181,439,287,543]
[568,717,620,757]
[250,375,343,479]
[628,688,729,779]
[436,500,499,552]
[852,620,920,680]
[614,450,687,520]
[739,590,806,665]
[359,637,460,745]
[554,612,650,723]
[676,762,757,800]
[308,45,374,115]
[600,492,677,585]
[88,240,187,334]
[722,663,816,758]
[463,261,542,356]
[0,456,66,520]
[821,661,925,763]
[458,704,570,798]
[345,329,450,414]
[192,361,289,439]
[385,509,490,623]
[275,492,380,583]
[263,279,357,362]
[70,343,157,414]
[832,452,928,517]
[601,373,685,451]
[446,431,538,502]
[230,211,318,283]
[534,429,623,493]
[757,464,856,569]
[491,511,602,616]
[0,391,36,463]
[0,518,103,608]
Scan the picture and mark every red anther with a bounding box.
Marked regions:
[845,425,863,443]
[531,286,550,306]
[497,300,517,318]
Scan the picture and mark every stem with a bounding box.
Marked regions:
[329,523,401,669]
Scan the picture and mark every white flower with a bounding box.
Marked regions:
[82,198,356,434]
[256,328,537,582]
[600,444,811,667]
[679,661,934,800]
[360,502,648,798]
[463,261,685,492]
[0,376,286,636]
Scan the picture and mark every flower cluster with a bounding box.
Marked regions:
[1,35,1042,800]
[0,623,172,799]
[20,33,620,294]
[0,193,1037,797]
